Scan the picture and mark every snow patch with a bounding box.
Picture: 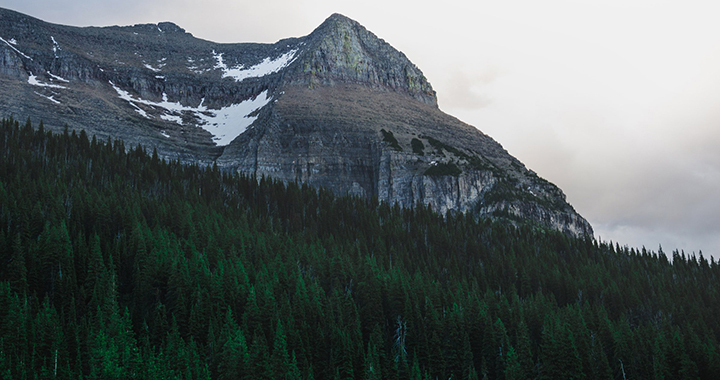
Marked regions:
[28,73,66,89]
[144,63,162,72]
[160,131,170,138]
[47,72,69,83]
[0,36,32,60]
[50,36,60,57]
[196,91,271,145]
[188,56,212,74]
[213,49,298,82]
[110,81,149,117]
[144,58,167,72]
[109,81,271,145]
[133,107,148,118]
[34,91,61,104]
[8,38,17,45]
[160,114,182,124]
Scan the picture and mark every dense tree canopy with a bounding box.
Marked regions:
[0,117,718,379]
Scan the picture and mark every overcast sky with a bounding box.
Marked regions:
[5,0,720,258]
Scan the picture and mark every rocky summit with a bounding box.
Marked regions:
[0,8,593,236]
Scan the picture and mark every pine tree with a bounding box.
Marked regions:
[249,329,271,379]
[364,325,383,380]
[504,345,523,380]
[217,310,250,380]
[271,319,292,379]
[7,234,27,294]
[540,314,584,380]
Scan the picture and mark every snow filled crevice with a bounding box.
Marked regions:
[213,49,298,82]
[144,59,166,73]
[144,64,161,72]
[109,81,271,146]
[51,36,60,58]
[0,36,32,60]
[34,91,61,104]
[47,72,69,83]
[160,114,182,123]
[28,73,66,89]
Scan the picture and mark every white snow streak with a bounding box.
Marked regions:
[109,81,151,117]
[144,63,162,72]
[160,114,182,124]
[0,36,32,60]
[51,36,60,57]
[47,72,69,83]
[34,91,61,104]
[145,58,166,72]
[8,38,17,45]
[213,49,298,82]
[28,73,66,89]
[109,81,271,145]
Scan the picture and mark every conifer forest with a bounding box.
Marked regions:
[1,118,719,379]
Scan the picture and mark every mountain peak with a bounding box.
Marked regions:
[324,13,356,24]
[313,13,362,32]
[296,13,437,105]
[0,7,593,236]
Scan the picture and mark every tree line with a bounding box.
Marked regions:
[0,117,718,379]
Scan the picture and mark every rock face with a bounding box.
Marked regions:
[0,8,593,236]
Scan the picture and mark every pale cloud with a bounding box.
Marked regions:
[439,66,501,110]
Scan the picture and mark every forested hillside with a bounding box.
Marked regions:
[0,117,718,379]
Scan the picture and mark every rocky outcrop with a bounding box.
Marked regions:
[288,14,436,105]
[0,7,593,236]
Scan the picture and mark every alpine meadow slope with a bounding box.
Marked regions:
[0,8,591,235]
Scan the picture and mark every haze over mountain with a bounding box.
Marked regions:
[0,7,592,235]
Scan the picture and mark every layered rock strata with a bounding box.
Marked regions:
[0,8,593,235]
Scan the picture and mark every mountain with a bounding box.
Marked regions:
[0,8,592,235]
[2,118,719,379]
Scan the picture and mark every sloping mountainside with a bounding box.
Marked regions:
[1,119,719,379]
[0,7,592,235]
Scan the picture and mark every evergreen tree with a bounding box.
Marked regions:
[271,319,293,379]
[0,119,718,380]
[217,310,250,380]
[504,345,523,380]
[364,325,383,380]
[540,314,584,380]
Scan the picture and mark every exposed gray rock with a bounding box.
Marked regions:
[0,7,593,236]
